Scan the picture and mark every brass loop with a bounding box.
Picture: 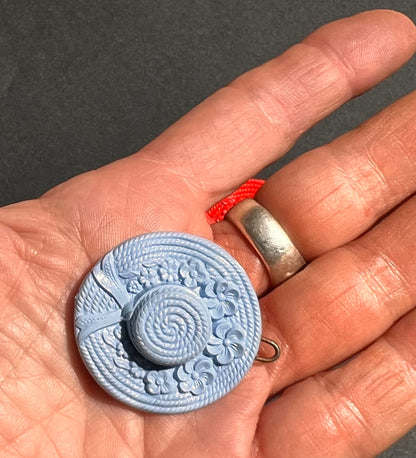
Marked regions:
[255,336,281,363]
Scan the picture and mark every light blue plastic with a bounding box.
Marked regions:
[74,232,261,414]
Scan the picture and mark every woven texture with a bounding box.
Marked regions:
[75,232,261,413]
[206,179,265,224]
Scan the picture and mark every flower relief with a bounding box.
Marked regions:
[204,279,239,319]
[144,370,177,395]
[121,262,160,293]
[157,257,178,283]
[179,258,209,288]
[176,359,216,395]
[102,326,129,359]
[128,362,145,379]
[137,263,160,288]
[206,322,245,365]
[126,278,143,294]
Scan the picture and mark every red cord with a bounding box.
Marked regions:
[206,178,265,224]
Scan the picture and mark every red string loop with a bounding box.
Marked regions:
[205,178,265,224]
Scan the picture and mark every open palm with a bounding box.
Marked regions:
[1,10,416,457]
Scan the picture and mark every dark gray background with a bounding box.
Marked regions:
[1,0,415,456]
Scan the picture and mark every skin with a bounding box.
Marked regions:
[0,9,416,458]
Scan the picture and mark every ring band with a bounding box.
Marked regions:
[226,199,306,287]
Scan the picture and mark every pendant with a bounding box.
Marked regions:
[74,232,262,413]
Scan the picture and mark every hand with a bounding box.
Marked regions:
[1,10,416,457]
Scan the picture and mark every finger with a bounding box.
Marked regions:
[213,89,416,293]
[258,193,416,392]
[135,10,415,207]
[45,9,416,224]
[256,308,416,457]
[255,90,416,259]
[142,370,268,457]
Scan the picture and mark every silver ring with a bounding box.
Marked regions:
[225,199,306,288]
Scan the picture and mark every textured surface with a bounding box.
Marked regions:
[1,0,415,453]
[206,178,265,223]
[75,232,261,413]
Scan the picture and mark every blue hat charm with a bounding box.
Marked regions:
[74,232,262,414]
